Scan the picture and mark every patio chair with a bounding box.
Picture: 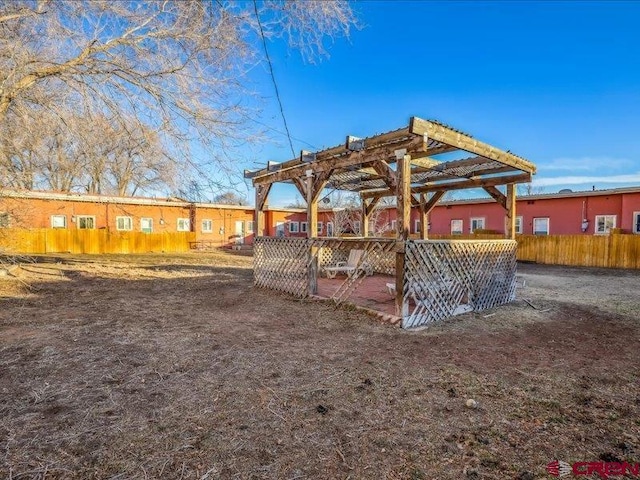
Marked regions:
[323,249,373,279]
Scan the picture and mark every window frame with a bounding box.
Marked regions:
[414,219,421,234]
[317,222,323,234]
[633,212,640,234]
[390,219,397,231]
[515,215,523,234]
[50,214,67,229]
[353,220,361,235]
[451,219,463,235]
[326,221,334,237]
[76,215,96,230]
[275,221,285,237]
[246,220,254,233]
[594,214,616,235]
[470,217,486,233]
[288,221,299,233]
[533,217,550,236]
[201,219,213,233]
[115,216,133,231]
[141,217,153,234]
[300,221,308,233]
[177,217,190,232]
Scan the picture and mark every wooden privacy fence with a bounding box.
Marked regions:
[517,234,640,269]
[0,228,195,254]
[427,233,640,269]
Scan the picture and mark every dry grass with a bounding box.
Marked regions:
[1,251,639,479]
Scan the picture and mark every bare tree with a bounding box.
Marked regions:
[517,183,545,196]
[213,191,247,205]
[0,1,357,191]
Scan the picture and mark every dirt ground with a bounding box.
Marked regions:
[1,251,639,479]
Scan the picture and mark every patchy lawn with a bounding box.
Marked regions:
[1,251,639,479]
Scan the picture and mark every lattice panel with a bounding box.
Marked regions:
[402,240,517,328]
[310,238,396,304]
[254,237,309,298]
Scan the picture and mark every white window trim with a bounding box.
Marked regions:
[201,219,213,233]
[141,217,153,233]
[326,221,334,237]
[515,216,523,234]
[276,221,285,237]
[633,211,640,234]
[470,217,485,233]
[115,216,133,231]
[533,217,550,236]
[317,222,323,234]
[391,220,397,231]
[76,215,96,229]
[300,221,308,233]
[414,219,421,234]
[595,214,616,235]
[288,221,299,233]
[51,214,67,229]
[246,220,254,233]
[177,218,190,232]
[451,219,463,235]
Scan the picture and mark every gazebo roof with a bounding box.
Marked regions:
[246,117,536,196]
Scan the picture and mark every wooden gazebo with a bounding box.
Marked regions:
[246,117,536,328]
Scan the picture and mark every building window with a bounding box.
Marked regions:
[201,219,213,233]
[288,221,299,233]
[141,218,153,233]
[246,221,254,233]
[76,215,95,229]
[301,222,308,233]
[533,217,549,235]
[353,221,361,235]
[326,221,334,237]
[414,219,421,233]
[51,215,67,229]
[634,212,640,234]
[317,222,323,234]
[177,218,190,232]
[391,220,397,231]
[451,219,463,235]
[595,215,616,234]
[515,216,523,234]
[470,217,485,233]
[276,222,285,237]
[116,216,133,231]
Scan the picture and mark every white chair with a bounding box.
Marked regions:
[323,249,373,279]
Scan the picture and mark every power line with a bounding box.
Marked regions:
[253,0,296,158]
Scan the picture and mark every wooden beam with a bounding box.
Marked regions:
[291,177,307,199]
[253,134,425,185]
[361,172,532,198]
[506,183,516,239]
[395,153,411,318]
[423,190,445,214]
[410,117,536,174]
[371,160,397,191]
[483,186,506,209]
[254,183,272,237]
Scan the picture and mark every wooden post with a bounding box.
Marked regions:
[305,170,329,295]
[361,199,369,238]
[255,184,271,237]
[395,152,411,318]
[419,193,428,239]
[506,183,516,239]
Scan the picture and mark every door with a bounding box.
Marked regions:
[235,220,245,244]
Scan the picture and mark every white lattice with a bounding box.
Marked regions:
[254,237,309,297]
[402,240,517,328]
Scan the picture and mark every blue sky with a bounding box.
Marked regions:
[239,1,640,207]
